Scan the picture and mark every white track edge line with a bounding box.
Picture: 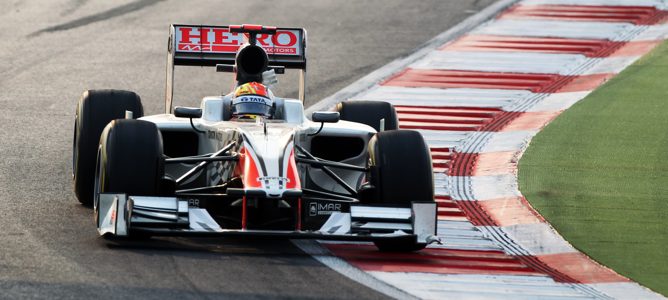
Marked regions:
[291,240,419,300]
[305,0,522,115]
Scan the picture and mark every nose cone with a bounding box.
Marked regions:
[238,124,301,197]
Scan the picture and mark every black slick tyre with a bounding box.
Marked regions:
[95,119,163,198]
[336,101,399,131]
[94,119,163,240]
[73,90,143,205]
[367,130,434,252]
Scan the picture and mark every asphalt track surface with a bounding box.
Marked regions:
[0,0,495,299]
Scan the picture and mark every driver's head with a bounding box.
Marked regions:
[232,82,273,118]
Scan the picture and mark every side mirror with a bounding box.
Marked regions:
[312,111,340,123]
[174,106,202,119]
[308,112,339,136]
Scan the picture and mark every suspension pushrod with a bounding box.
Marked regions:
[295,145,357,196]
[295,156,367,172]
[166,156,237,164]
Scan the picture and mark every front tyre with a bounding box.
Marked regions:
[367,130,434,252]
[94,119,163,239]
[95,119,163,202]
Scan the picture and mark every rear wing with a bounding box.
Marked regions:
[165,24,307,113]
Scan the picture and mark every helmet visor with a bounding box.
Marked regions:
[233,96,272,117]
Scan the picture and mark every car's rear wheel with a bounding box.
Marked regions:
[336,101,399,131]
[367,130,434,252]
[73,89,143,205]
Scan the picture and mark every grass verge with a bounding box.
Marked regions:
[518,41,668,295]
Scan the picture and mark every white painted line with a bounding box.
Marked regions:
[369,272,597,300]
[438,219,481,231]
[459,131,538,153]
[589,283,667,300]
[433,220,502,251]
[449,175,522,200]
[471,175,522,200]
[429,239,503,251]
[353,86,530,108]
[434,172,450,196]
[306,0,522,114]
[411,51,595,75]
[291,240,419,300]
[438,226,490,239]
[523,91,591,112]
[634,24,668,41]
[473,19,639,41]
[482,130,538,153]
[495,223,578,255]
[415,129,470,149]
[583,56,643,75]
[521,0,668,9]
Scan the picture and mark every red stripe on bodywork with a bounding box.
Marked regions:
[500,4,668,25]
[234,147,262,188]
[325,244,541,276]
[285,148,301,189]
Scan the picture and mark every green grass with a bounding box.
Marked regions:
[518,41,668,296]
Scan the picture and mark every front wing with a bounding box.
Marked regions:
[97,194,439,244]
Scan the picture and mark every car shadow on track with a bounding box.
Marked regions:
[99,236,320,266]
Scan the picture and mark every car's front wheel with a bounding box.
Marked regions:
[95,119,164,202]
[366,130,434,252]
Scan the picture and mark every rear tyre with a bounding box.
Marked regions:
[73,90,143,205]
[337,101,399,131]
[367,130,434,252]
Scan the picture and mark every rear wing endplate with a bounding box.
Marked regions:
[165,24,307,113]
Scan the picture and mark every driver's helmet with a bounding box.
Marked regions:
[232,82,273,118]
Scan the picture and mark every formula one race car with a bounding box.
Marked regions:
[72,24,438,251]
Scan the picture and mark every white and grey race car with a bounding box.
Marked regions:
[72,24,438,251]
